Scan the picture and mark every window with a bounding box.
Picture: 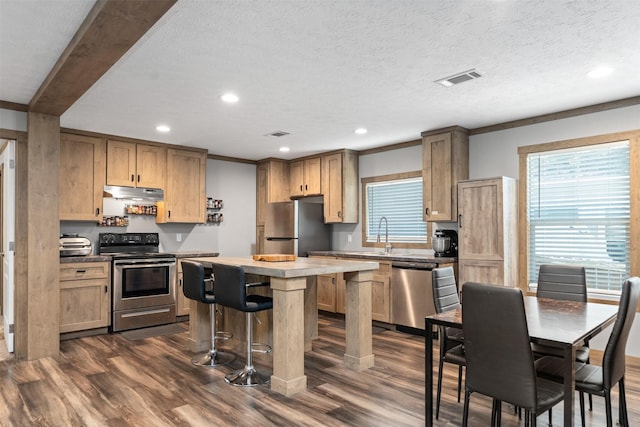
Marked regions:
[525,140,630,294]
[361,171,428,248]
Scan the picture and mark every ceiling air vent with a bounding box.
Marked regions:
[435,69,483,87]
[265,130,290,137]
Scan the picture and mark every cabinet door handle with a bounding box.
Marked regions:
[338,211,342,218]
[137,174,140,183]
[300,185,303,191]
[168,210,171,219]
[104,285,108,293]
[458,214,463,228]
[76,270,86,274]
[96,208,100,216]
[425,207,430,216]
[131,174,135,182]
[305,184,308,191]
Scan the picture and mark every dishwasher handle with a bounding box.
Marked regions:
[391,261,437,270]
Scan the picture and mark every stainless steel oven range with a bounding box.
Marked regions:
[99,232,176,332]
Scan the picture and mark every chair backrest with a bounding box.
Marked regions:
[432,266,460,313]
[210,263,248,311]
[181,260,213,303]
[536,264,587,302]
[462,282,537,410]
[602,277,640,388]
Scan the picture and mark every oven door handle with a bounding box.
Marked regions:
[115,262,176,269]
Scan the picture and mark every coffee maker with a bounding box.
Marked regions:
[432,229,458,257]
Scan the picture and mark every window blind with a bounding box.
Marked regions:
[365,177,427,243]
[527,140,630,293]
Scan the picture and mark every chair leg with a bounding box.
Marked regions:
[225,312,271,386]
[619,378,629,427]
[496,400,502,426]
[436,357,444,419]
[547,408,552,426]
[524,410,530,427]
[579,392,585,427]
[491,399,497,427]
[457,365,463,402]
[531,411,537,427]
[192,304,234,367]
[604,389,613,427]
[462,389,471,427]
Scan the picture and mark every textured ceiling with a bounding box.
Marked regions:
[1,0,639,160]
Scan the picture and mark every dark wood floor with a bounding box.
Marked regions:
[1,313,639,426]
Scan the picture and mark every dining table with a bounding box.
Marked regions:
[424,295,619,427]
[186,256,379,397]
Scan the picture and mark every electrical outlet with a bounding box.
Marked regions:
[347,234,352,243]
[176,233,181,242]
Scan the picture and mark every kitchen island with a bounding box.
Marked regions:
[187,256,379,396]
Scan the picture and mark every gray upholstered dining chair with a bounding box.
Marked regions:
[536,277,640,427]
[461,282,564,427]
[432,267,465,419]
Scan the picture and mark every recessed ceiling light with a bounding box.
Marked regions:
[156,125,170,132]
[221,93,239,103]
[355,128,368,135]
[279,147,290,153]
[587,66,614,79]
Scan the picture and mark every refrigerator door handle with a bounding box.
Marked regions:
[265,237,298,241]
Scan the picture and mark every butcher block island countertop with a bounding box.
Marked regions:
[185,255,379,396]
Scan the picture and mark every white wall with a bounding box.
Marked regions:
[60,158,257,256]
[0,108,27,132]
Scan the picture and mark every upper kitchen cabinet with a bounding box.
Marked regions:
[256,159,290,226]
[421,126,469,222]
[106,140,166,189]
[322,150,358,223]
[60,133,106,221]
[290,157,322,198]
[157,148,206,223]
[457,176,518,287]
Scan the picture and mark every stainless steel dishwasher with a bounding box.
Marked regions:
[391,261,437,330]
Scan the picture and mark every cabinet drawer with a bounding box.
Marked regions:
[60,262,109,281]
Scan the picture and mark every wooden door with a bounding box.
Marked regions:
[60,133,105,221]
[304,157,322,195]
[423,132,453,221]
[164,149,206,223]
[458,179,504,260]
[106,140,136,187]
[136,144,166,189]
[322,153,343,223]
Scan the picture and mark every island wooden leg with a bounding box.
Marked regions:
[343,270,375,370]
[188,299,211,353]
[270,276,307,396]
[304,275,319,351]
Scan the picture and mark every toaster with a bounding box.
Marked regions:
[59,235,92,256]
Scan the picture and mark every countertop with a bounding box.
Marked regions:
[59,251,219,263]
[307,250,457,264]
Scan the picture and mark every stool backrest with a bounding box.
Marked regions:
[536,264,587,302]
[462,282,537,410]
[181,260,209,303]
[211,263,248,311]
[602,277,640,388]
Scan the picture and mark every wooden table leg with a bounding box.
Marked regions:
[343,270,375,370]
[425,318,434,426]
[304,275,318,352]
[270,276,307,396]
[188,299,211,353]
[563,345,577,426]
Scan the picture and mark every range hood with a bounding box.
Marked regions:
[103,185,164,201]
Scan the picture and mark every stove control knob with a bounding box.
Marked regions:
[145,234,158,244]
[101,233,116,245]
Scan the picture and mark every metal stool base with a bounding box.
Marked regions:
[192,350,235,367]
[225,367,271,386]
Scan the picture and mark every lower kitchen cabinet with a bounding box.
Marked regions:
[176,259,190,317]
[317,273,340,312]
[59,262,111,333]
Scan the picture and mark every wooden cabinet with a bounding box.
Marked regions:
[175,259,189,317]
[59,262,110,333]
[317,273,338,312]
[457,177,518,287]
[290,157,322,197]
[60,133,106,221]
[256,159,290,226]
[321,150,358,223]
[106,140,166,189]
[422,126,469,222]
[157,148,206,223]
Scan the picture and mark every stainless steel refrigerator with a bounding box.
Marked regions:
[263,197,331,256]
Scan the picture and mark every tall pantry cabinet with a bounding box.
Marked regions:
[457,176,518,287]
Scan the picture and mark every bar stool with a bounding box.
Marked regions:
[181,260,234,367]
[210,262,273,386]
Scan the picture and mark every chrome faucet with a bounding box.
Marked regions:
[376,216,392,254]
